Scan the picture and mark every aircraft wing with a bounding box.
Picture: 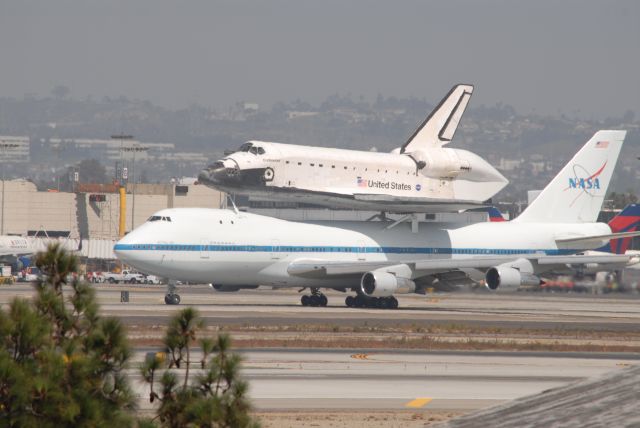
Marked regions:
[287,255,521,278]
[287,253,639,279]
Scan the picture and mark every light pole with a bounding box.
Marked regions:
[122,144,148,231]
[0,143,18,235]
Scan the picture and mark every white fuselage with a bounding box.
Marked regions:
[0,236,31,258]
[199,141,508,213]
[114,208,610,287]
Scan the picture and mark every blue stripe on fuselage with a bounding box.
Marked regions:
[113,243,574,256]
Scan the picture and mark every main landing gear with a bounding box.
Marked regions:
[300,288,328,307]
[345,294,398,309]
[164,280,181,305]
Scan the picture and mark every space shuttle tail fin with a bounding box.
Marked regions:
[401,84,473,153]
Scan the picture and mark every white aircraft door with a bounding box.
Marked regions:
[358,240,366,261]
[270,239,280,260]
[200,239,210,259]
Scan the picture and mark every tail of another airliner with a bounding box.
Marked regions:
[514,130,626,223]
[487,207,506,222]
[598,204,640,254]
[401,84,473,152]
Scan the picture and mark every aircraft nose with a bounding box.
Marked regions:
[114,230,143,265]
[199,160,239,186]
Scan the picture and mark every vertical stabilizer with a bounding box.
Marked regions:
[401,84,473,152]
[515,130,626,223]
[487,207,506,222]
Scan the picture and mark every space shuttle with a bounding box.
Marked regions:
[199,84,508,213]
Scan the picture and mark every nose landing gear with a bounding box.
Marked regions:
[164,280,181,305]
[300,288,328,307]
[345,294,398,309]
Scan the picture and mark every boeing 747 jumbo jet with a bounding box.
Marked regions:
[198,84,508,213]
[115,130,638,307]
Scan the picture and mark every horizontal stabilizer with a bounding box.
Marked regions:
[537,254,636,265]
[555,230,640,245]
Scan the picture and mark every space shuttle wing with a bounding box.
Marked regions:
[401,84,473,153]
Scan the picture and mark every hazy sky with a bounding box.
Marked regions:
[1,0,638,118]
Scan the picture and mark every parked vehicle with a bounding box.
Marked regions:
[102,270,145,284]
[143,274,163,285]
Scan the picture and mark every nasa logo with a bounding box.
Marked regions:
[567,161,607,193]
[415,184,422,191]
[568,177,600,190]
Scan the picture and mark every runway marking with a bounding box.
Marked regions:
[405,397,432,408]
[350,353,370,360]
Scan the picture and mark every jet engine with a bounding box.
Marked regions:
[485,265,541,290]
[360,270,415,297]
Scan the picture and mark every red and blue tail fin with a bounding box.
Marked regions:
[487,207,506,222]
[599,204,640,254]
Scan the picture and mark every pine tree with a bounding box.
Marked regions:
[0,242,136,427]
[141,309,259,427]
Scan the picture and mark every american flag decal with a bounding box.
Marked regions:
[595,141,609,149]
[357,177,367,188]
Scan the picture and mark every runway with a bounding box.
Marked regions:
[3,283,640,331]
[128,348,638,411]
[3,282,640,418]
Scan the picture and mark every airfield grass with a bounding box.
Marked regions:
[255,410,465,428]
[126,322,640,353]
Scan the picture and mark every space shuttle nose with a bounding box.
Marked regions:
[199,160,240,187]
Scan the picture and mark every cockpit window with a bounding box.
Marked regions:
[148,216,172,222]
[248,146,265,155]
[239,142,253,152]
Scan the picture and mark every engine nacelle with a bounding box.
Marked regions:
[212,284,259,292]
[410,148,470,179]
[485,266,541,290]
[360,271,415,297]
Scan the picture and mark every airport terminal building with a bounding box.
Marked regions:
[0,179,224,259]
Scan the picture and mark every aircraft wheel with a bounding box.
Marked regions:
[309,295,321,307]
[165,294,181,305]
[389,297,398,309]
[354,294,366,308]
[345,296,355,307]
[320,295,328,307]
[301,295,310,306]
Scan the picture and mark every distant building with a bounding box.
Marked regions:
[0,136,30,163]
[0,180,224,241]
